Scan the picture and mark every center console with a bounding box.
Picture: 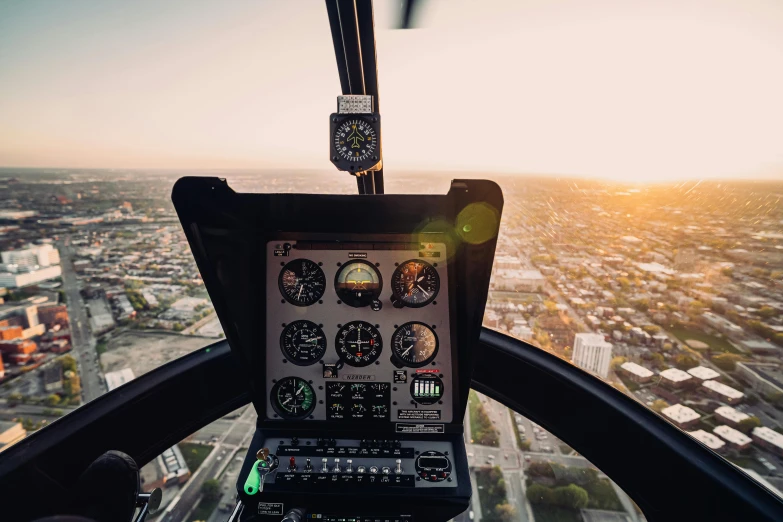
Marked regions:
[173,177,503,521]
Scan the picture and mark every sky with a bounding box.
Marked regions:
[1,0,782,182]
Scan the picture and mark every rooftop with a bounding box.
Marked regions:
[660,368,693,383]
[661,404,701,424]
[714,406,749,423]
[105,368,135,391]
[713,425,752,446]
[753,427,783,449]
[620,362,653,378]
[687,366,720,380]
[702,380,744,400]
[688,430,726,451]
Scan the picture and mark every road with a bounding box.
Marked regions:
[163,406,257,522]
[58,239,104,402]
[181,311,217,336]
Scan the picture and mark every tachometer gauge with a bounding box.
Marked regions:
[391,322,439,367]
[334,260,382,307]
[390,259,439,307]
[270,377,316,419]
[278,259,326,306]
[280,320,327,366]
[335,321,382,367]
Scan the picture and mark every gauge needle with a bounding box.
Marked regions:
[282,397,291,405]
[401,345,413,357]
[417,276,424,282]
[417,285,430,296]
[297,385,304,395]
[297,284,303,299]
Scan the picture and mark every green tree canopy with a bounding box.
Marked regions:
[737,416,762,434]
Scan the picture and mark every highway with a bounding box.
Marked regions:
[58,239,104,402]
[163,406,257,522]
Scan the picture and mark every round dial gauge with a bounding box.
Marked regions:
[333,118,378,163]
[278,259,326,306]
[270,377,316,419]
[334,260,382,308]
[335,321,383,367]
[391,259,440,307]
[280,320,327,366]
[391,322,439,367]
[410,373,444,405]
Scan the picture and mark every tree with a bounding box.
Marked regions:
[495,503,516,522]
[201,479,221,502]
[7,392,22,407]
[674,354,699,370]
[758,306,777,319]
[45,394,61,407]
[651,399,669,413]
[737,416,762,434]
[650,353,666,370]
[713,353,743,372]
[610,356,627,371]
[616,277,631,289]
[544,301,559,315]
[519,439,531,451]
[642,324,661,335]
[60,355,77,373]
[554,484,589,510]
[173,322,185,332]
[527,484,555,505]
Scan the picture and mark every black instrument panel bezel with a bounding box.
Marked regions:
[171,177,502,435]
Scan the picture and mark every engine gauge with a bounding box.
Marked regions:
[278,259,326,306]
[270,377,316,419]
[391,322,439,368]
[390,259,439,307]
[280,320,327,366]
[335,321,382,367]
[410,373,444,405]
[334,260,382,307]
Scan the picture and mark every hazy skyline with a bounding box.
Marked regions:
[1,0,783,182]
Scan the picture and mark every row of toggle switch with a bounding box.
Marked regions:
[287,457,403,475]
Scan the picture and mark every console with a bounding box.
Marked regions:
[172,178,502,521]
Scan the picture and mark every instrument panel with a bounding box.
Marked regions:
[265,240,453,424]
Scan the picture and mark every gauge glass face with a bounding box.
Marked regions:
[335,321,382,367]
[410,374,444,405]
[391,259,439,307]
[278,259,326,306]
[271,377,315,418]
[334,260,382,307]
[333,118,378,163]
[280,320,326,365]
[391,322,439,367]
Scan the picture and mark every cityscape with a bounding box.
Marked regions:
[1,168,782,522]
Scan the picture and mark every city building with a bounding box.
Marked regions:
[702,380,744,405]
[572,333,613,379]
[37,304,69,327]
[752,427,783,457]
[42,365,63,392]
[105,368,136,391]
[701,312,744,338]
[713,425,752,451]
[739,340,780,356]
[736,363,783,398]
[659,368,693,389]
[687,366,720,381]
[688,430,726,453]
[1,244,60,268]
[0,265,63,289]
[620,361,654,383]
[0,421,26,452]
[661,404,701,429]
[492,268,546,292]
[0,356,4,379]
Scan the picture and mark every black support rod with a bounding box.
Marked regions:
[325,0,385,194]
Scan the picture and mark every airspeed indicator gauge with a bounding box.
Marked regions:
[278,259,325,306]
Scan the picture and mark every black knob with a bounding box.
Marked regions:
[282,508,306,522]
[328,438,337,447]
[317,438,325,447]
[393,440,402,449]
[291,437,299,446]
[360,439,368,448]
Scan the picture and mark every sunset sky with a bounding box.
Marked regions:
[1,0,782,181]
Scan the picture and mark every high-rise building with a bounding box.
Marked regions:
[572,333,613,378]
